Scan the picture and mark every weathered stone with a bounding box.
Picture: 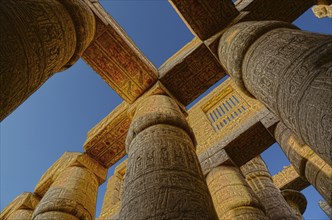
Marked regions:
[219,20,332,166]
[0,0,95,121]
[169,0,239,40]
[319,200,332,219]
[33,166,99,220]
[119,94,218,220]
[98,160,127,220]
[273,165,310,191]
[0,192,40,220]
[84,102,130,168]
[281,189,307,220]
[275,123,332,205]
[159,38,226,106]
[312,4,332,18]
[82,1,157,103]
[241,156,298,220]
[34,152,107,197]
[206,165,267,220]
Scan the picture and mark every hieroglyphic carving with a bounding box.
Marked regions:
[312,3,332,18]
[98,160,127,220]
[0,0,95,121]
[84,102,130,168]
[272,165,310,191]
[159,38,226,105]
[241,156,298,219]
[235,0,314,22]
[169,0,239,40]
[206,165,267,219]
[319,200,332,219]
[0,192,40,220]
[34,152,107,197]
[281,189,307,220]
[32,152,107,220]
[219,20,332,167]
[33,166,99,220]
[120,95,217,220]
[82,2,157,103]
[275,123,332,205]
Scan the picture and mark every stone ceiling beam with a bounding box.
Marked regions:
[273,165,310,191]
[169,0,239,40]
[82,1,158,103]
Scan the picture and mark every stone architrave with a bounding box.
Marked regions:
[218,21,332,166]
[32,153,107,220]
[0,0,95,121]
[275,123,332,205]
[206,165,267,219]
[281,189,307,220]
[240,156,298,219]
[119,94,218,220]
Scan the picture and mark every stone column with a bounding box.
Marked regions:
[240,156,298,219]
[0,0,96,121]
[0,192,40,220]
[275,122,332,206]
[312,0,332,18]
[32,153,106,220]
[206,165,267,219]
[281,189,307,220]
[218,20,332,166]
[119,94,218,220]
[319,200,332,219]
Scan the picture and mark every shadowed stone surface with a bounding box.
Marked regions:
[0,0,95,121]
[119,94,217,220]
[275,123,332,206]
[281,189,307,220]
[241,156,298,220]
[219,20,332,167]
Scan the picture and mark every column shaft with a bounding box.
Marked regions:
[281,189,307,220]
[206,165,267,220]
[241,156,298,219]
[0,0,95,121]
[119,94,217,220]
[275,122,332,205]
[218,21,332,166]
[33,166,99,220]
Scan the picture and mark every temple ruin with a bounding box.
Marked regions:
[1,0,331,219]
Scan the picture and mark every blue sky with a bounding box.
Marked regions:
[1,1,331,219]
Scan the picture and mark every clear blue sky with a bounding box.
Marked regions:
[1,1,331,219]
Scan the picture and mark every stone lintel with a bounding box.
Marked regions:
[82,1,157,103]
[159,38,226,106]
[235,0,315,22]
[0,192,40,220]
[273,165,310,191]
[260,111,280,135]
[199,121,274,175]
[169,0,239,40]
[84,102,130,168]
[34,152,107,197]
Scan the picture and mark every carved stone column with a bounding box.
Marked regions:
[218,21,332,166]
[0,0,96,121]
[312,0,332,18]
[206,165,267,220]
[240,156,298,219]
[0,192,40,220]
[32,153,106,220]
[319,200,332,219]
[281,189,307,220]
[275,122,332,206]
[119,94,218,220]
